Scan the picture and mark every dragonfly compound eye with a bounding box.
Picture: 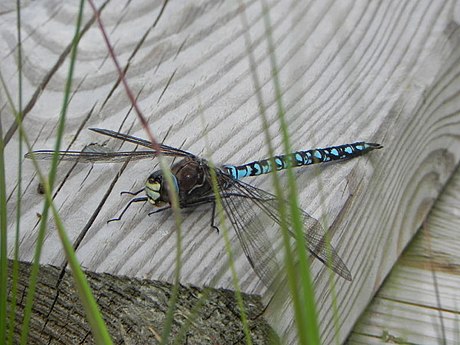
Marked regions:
[144,171,179,207]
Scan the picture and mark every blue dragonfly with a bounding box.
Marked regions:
[26,128,382,286]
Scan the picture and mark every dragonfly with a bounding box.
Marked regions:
[26,128,382,286]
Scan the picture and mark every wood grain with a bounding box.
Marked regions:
[348,164,460,344]
[2,0,460,344]
[6,260,274,345]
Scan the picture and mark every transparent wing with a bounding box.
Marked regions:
[218,175,352,285]
[25,128,195,163]
[217,188,282,288]
[24,147,157,163]
[89,128,194,157]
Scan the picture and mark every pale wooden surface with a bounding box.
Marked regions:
[348,164,460,345]
[2,1,460,344]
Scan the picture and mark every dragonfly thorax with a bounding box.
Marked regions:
[145,158,215,208]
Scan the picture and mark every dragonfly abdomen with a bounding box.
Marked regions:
[223,142,382,180]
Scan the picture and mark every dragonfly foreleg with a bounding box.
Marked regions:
[108,196,148,223]
[120,188,144,196]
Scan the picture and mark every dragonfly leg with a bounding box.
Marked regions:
[210,202,220,234]
[120,188,144,196]
[148,206,171,216]
[108,196,148,223]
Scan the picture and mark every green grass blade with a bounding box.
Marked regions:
[158,156,184,345]
[1,1,114,344]
[208,162,253,345]
[18,0,86,341]
[239,1,320,343]
[0,106,8,345]
[85,2,186,342]
[7,1,25,344]
[49,201,113,344]
[260,2,319,342]
[199,108,253,344]
[3,108,115,345]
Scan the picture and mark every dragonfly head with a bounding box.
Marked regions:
[145,170,179,207]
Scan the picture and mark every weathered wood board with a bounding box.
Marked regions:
[348,164,460,344]
[2,1,460,344]
[6,260,275,345]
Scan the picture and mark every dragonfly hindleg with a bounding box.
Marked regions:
[148,206,171,216]
[210,202,220,234]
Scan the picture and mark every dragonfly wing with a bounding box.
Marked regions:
[220,176,352,281]
[25,128,197,162]
[89,128,194,157]
[218,189,283,288]
[24,149,156,163]
[298,212,352,281]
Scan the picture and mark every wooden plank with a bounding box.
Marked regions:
[2,1,460,343]
[349,297,460,344]
[348,165,460,344]
[6,260,275,345]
